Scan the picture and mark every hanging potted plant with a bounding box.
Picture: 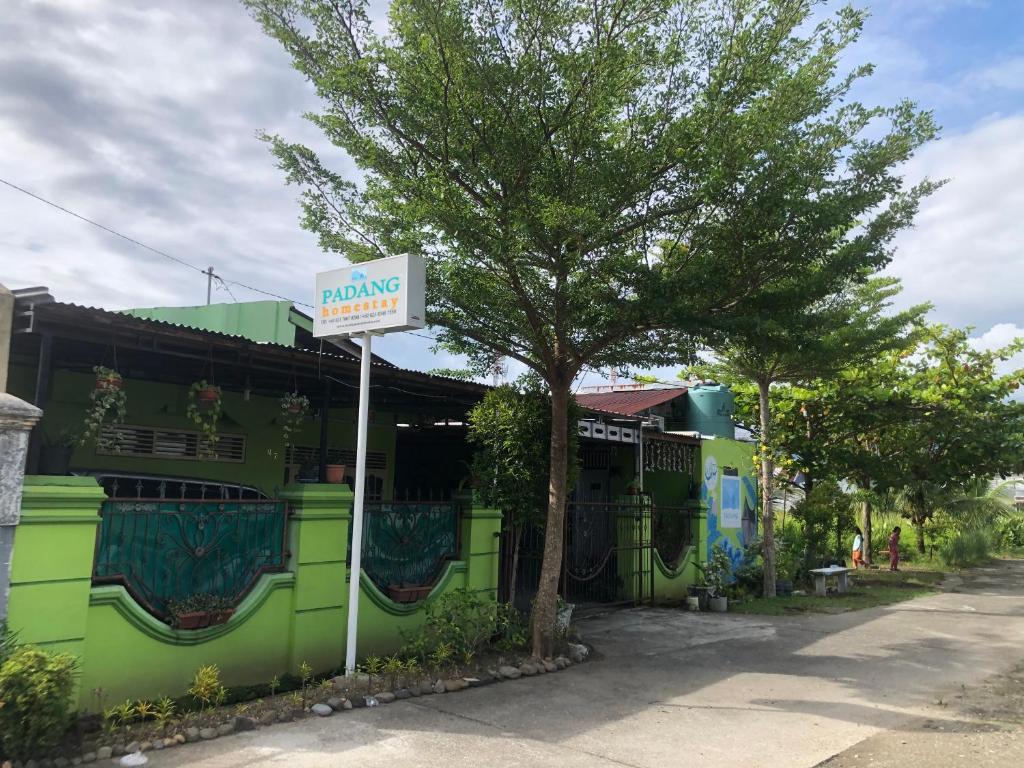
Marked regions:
[80,366,128,453]
[279,391,310,446]
[187,380,222,457]
[94,367,123,391]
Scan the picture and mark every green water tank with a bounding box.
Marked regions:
[686,384,735,438]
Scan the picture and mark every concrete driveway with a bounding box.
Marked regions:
[151,560,1024,768]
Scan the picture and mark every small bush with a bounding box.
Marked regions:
[939,529,991,568]
[187,664,226,710]
[0,646,78,759]
[401,589,498,665]
[995,514,1024,550]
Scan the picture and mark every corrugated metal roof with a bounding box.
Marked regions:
[20,299,488,392]
[576,387,688,416]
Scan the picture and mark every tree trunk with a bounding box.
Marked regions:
[758,379,777,598]
[915,519,926,554]
[862,499,872,566]
[531,380,570,659]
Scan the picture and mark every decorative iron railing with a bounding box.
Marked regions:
[92,499,289,622]
[352,501,461,597]
[651,502,698,569]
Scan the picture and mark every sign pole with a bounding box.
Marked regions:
[345,331,373,675]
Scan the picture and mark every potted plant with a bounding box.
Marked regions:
[94,366,123,391]
[167,594,234,629]
[700,545,733,612]
[187,380,222,457]
[40,427,78,475]
[279,392,310,446]
[387,584,433,603]
[80,366,128,453]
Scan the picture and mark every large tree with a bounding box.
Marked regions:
[246,0,933,652]
[700,279,927,595]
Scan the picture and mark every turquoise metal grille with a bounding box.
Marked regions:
[93,499,289,622]
[353,501,461,592]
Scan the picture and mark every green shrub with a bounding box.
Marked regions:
[0,646,78,759]
[939,529,991,568]
[400,589,498,665]
[994,514,1024,550]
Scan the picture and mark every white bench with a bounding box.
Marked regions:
[809,566,849,597]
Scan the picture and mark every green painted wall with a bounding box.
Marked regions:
[700,438,758,573]
[16,366,396,498]
[6,478,502,712]
[125,301,298,346]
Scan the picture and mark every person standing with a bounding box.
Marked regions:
[888,526,902,571]
[852,527,865,568]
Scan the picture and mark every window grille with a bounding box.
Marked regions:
[97,425,246,463]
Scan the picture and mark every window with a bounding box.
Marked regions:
[97,425,246,463]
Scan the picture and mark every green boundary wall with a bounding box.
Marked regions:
[5,478,501,712]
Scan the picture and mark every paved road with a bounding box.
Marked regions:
[152,560,1024,768]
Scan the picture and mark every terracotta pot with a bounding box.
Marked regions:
[325,464,346,484]
[95,374,123,391]
[387,585,432,603]
[174,611,212,630]
[197,387,221,403]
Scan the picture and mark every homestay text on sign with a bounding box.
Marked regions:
[313,255,426,338]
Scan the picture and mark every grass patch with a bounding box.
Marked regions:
[730,568,944,616]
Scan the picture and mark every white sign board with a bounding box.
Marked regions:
[314,254,426,338]
[720,474,741,529]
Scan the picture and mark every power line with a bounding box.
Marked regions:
[0,176,312,307]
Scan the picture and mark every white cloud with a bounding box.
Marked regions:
[884,114,1024,332]
[967,56,1024,92]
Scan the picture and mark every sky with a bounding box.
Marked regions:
[1,0,1022,382]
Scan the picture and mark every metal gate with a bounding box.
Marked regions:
[499,500,654,611]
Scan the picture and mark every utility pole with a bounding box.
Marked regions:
[204,266,215,305]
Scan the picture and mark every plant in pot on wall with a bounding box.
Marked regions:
[167,593,234,630]
[187,380,222,458]
[701,545,733,612]
[79,366,128,454]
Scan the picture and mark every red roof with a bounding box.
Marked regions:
[576,387,687,416]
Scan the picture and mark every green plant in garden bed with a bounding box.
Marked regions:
[188,664,227,711]
[0,646,79,759]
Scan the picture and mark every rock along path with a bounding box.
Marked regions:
[150,560,1024,768]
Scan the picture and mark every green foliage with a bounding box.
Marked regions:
[268,674,280,698]
[791,482,856,565]
[0,646,78,759]
[995,514,1024,550]
[167,593,233,622]
[186,381,222,458]
[493,603,530,652]
[700,546,733,597]
[187,664,227,711]
[246,0,935,653]
[468,384,581,527]
[279,392,310,446]
[400,589,500,671]
[153,696,176,729]
[939,530,991,569]
[80,366,128,452]
[134,699,156,721]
